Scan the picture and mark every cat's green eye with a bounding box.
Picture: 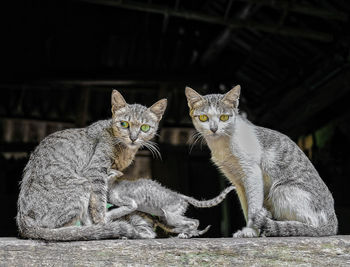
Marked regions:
[141,124,150,132]
[199,115,208,122]
[220,115,229,121]
[120,121,129,128]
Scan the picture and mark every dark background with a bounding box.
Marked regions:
[1,0,349,237]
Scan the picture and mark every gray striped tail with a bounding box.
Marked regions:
[252,208,337,237]
[182,185,235,208]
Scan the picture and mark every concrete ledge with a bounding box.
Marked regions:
[0,236,349,266]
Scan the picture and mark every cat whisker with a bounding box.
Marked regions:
[188,132,205,154]
[112,138,124,146]
[188,132,202,144]
[143,141,162,160]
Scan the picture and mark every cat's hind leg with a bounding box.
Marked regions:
[252,185,336,236]
[162,210,199,230]
[124,213,156,239]
[161,207,201,238]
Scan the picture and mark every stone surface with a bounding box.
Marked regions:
[0,236,349,266]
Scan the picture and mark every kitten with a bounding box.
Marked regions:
[185,85,337,237]
[107,176,235,238]
[16,90,167,241]
[121,211,188,238]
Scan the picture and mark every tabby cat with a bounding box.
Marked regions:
[107,175,235,238]
[16,90,167,241]
[185,85,337,237]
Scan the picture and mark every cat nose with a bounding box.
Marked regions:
[130,136,137,142]
[210,126,218,133]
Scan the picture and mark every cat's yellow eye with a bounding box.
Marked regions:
[140,124,150,132]
[199,115,208,122]
[120,121,129,128]
[220,115,229,121]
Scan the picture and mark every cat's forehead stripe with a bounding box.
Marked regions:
[192,93,232,114]
[113,104,157,125]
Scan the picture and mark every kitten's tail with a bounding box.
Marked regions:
[252,208,338,237]
[18,215,154,241]
[181,185,235,208]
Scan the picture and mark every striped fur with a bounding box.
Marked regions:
[126,211,210,237]
[185,86,338,237]
[16,90,167,241]
[107,178,233,238]
[252,208,337,237]
[182,185,235,208]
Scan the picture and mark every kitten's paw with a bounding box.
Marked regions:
[177,233,190,239]
[108,169,124,180]
[185,219,200,230]
[137,226,156,239]
[233,227,258,238]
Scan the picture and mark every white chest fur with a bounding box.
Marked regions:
[205,118,263,222]
[206,119,262,173]
[207,136,231,162]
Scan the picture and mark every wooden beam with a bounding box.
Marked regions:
[77,0,334,42]
[237,0,348,21]
[201,4,257,66]
[260,66,350,137]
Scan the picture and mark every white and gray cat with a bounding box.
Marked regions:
[107,173,235,238]
[16,90,167,241]
[185,85,337,237]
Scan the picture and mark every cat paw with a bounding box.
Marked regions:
[177,233,190,239]
[185,219,200,230]
[137,226,156,239]
[176,225,211,238]
[233,227,258,238]
[251,208,272,229]
[108,169,124,180]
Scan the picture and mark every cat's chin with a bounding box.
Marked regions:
[127,143,140,149]
[205,133,221,139]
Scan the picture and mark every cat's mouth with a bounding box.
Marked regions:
[206,132,221,138]
[127,142,140,148]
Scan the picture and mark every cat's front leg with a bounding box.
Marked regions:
[85,163,109,224]
[89,187,107,225]
[233,164,264,238]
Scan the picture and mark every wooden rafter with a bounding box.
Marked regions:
[77,0,335,42]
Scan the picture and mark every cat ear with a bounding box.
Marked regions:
[111,89,127,115]
[148,99,167,121]
[222,85,241,108]
[185,86,204,110]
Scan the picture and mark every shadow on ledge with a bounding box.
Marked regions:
[0,236,349,266]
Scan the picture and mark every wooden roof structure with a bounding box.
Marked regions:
[1,0,350,149]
